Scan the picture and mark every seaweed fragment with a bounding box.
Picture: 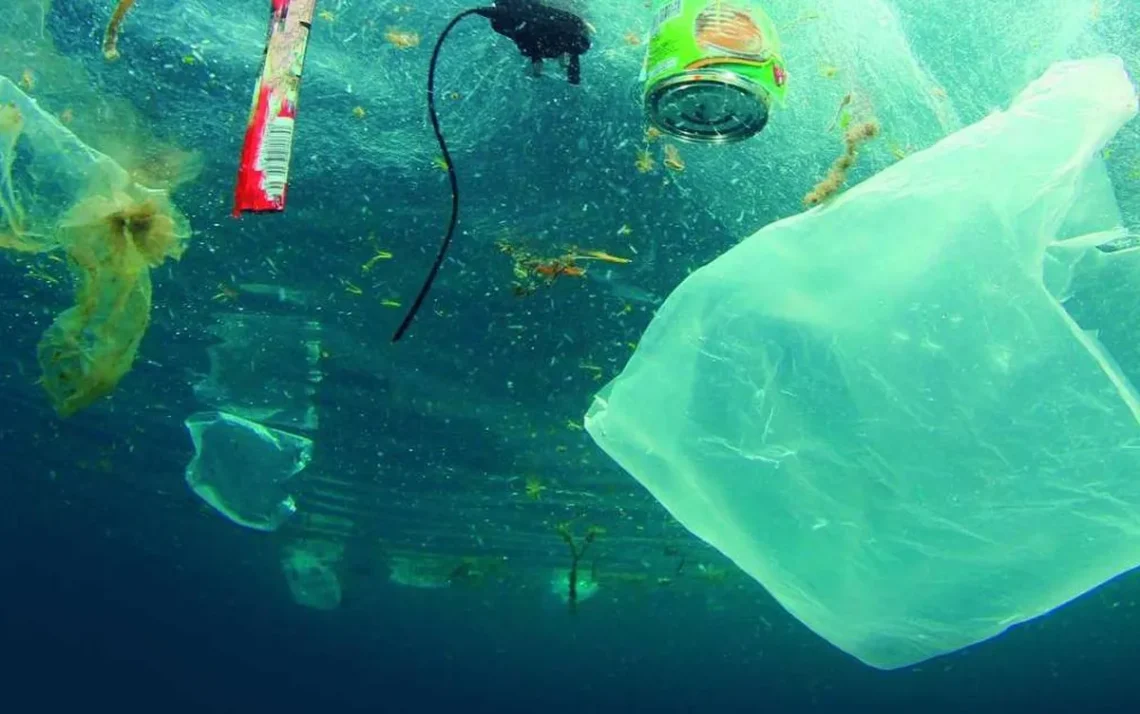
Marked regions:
[103,0,138,61]
[555,521,604,612]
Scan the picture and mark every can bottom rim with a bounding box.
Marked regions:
[645,70,772,144]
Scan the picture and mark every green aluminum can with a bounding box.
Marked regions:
[642,0,789,143]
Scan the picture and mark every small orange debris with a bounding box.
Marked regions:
[385,28,421,49]
[535,260,585,279]
[102,0,138,61]
[663,144,685,172]
[804,120,881,207]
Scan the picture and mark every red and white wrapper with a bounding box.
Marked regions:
[233,0,318,216]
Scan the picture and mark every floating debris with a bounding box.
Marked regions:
[102,0,138,61]
[804,120,881,207]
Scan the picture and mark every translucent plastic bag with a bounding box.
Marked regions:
[282,540,343,611]
[585,56,1140,669]
[184,411,313,532]
[0,76,190,415]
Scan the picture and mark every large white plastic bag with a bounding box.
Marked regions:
[585,55,1140,670]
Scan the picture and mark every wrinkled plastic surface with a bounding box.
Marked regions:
[184,411,312,532]
[0,76,190,415]
[586,56,1140,670]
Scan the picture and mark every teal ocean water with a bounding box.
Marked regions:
[2,1,1138,711]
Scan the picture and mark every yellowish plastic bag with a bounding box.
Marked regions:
[0,77,189,415]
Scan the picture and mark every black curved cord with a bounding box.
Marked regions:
[392,8,490,342]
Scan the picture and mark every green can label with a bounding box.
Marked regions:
[643,0,788,106]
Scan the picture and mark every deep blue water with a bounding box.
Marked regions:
[4,536,1139,713]
[4,416,1140,713]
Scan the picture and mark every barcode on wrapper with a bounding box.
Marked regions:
[260,116,296,199]
[652,0,683,34]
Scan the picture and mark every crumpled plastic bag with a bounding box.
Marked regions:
[0,76,191,415]
[282,540,343,611]
[184,411,312,532]
[585,55,1140,669]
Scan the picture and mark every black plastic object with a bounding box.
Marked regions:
[480,0,592,85]
[392,1,592,342]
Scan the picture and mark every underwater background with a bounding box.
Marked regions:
[2,0,1139,711]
